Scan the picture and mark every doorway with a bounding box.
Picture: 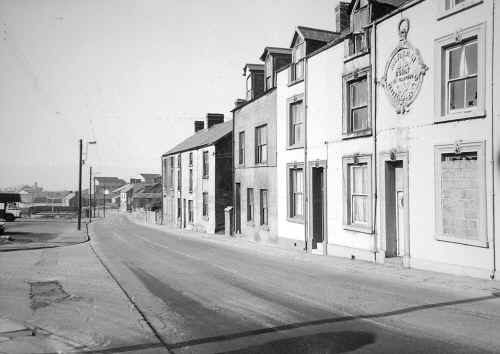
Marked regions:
[384,161,404,258]
[309,161,327,255]
[235,183,241,233]
[182,198,187,228]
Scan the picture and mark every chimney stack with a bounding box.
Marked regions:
[335,1,351,33]
[206,113,224,129]
[194,120,205,133]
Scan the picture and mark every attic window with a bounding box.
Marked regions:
[290,41,305,83]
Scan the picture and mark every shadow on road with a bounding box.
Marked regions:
[218,331,375,354]
[126,265,499,352]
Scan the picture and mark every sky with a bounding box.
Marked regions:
[0,0,336,190]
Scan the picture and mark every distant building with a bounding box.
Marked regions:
[162,114,233,234]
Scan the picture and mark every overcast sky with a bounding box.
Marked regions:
[0,0,336,190]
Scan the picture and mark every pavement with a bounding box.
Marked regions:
[0,219,87,251]
[0,219,167,354]
[1,215,499,353]
[89,214,500,353]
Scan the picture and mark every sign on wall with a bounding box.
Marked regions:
[380,19,428,114]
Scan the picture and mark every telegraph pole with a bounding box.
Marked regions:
[93,177,96,217]
[77,139,83,230]
[89,166,92,223]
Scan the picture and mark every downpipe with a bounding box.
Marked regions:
[490,0,497,280]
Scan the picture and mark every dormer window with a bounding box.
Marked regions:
[352,0,370,33]
[291,41,305,83]
[246,75,253,100]
[346,31,368,58]
[265,56,273,90]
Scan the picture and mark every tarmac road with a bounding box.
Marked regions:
[90,215,500,354]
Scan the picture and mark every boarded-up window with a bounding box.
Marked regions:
[440,151,479,240]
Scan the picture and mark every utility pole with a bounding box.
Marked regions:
[77,139,83,230]
[89,166,92,223]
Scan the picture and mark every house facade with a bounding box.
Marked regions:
[162,114,233,234]
[271,0,499,278]
[232,50,291,243]
[275,26,341,251]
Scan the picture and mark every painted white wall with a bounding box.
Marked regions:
[276,68,306,245]
[375,0,495,277]
[307,41,375,260]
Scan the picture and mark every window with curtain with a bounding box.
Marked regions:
[446,38,477,113]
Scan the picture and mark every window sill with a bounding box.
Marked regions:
[254,161,268,166]
[435,234,488,248]
[286,144,304,151]
[344,50,369,63]
[287,216,304,224]
[202,176,209,180]
[288,78,304,87]
[437,0,483,20]
[342,129,372,140]
[435,109,486,124]
[343,224,373,235]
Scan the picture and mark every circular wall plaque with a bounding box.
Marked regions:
[381,19,428,114]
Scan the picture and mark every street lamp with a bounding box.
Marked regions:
[78,139,97,230]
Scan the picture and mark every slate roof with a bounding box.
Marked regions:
[375,0,408,7]
[163,120,233,156]
[259,47,292,61]
[94,177,126,184]
[140,173,161,180]
[292,26,340,47]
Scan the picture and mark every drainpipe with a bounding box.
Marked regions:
[232,110,236,236]
[490,0,496,280]
[371,23,379,262]
[304,57,309,252]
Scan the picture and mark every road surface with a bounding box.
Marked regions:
[91,215,500,354]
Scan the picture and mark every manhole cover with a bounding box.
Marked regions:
[29,280,69,310]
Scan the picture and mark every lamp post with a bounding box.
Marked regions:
[89,166,93,222]
[77,139,83,230]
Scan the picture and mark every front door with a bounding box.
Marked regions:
[311,167,325,251]
[183,199,186,228]
[385,161,404,258]
[235,183,241,233]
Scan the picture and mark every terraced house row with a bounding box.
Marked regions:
[162,0,500,280]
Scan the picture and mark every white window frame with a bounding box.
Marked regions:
[265,55,273,90]
[343,67,372,138]
[434,141,488,247]
[287,163,305,223]
[290,41,305,83]
[434,23,485,122]
[437,0,483,20]
[287,94,305,148]
[342,154,373,233]
[247,188,254,222]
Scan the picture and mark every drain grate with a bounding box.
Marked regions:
[29,280,70,310]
